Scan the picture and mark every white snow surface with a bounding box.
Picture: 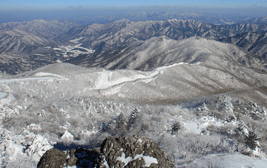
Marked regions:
[182,116,224,134]
[0,76,67,84]
[33,72,65,78]
[189,153,267,168]
[0,92,7,99]
[60,130,74,142]
[0,93,14,105]
[116,152,158,167]
[70,37,84,44]
[53,43,94,58]
[0,127,53,167]
[93,62,186,90]
[0,44,266,167]
[103,155,110,168]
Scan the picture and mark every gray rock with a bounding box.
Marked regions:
[37,148,68,168]
[37,148,99,168]
[99,135,175,168]
[38,135,175,168]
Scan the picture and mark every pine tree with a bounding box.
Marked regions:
[116,113,127,136]
[245,131,259,150]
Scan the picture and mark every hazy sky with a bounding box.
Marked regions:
[0,0,266,23]
[0,0,261,9]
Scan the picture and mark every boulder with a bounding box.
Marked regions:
[98,135,175,168]
[37,148,69,168]
[37,148,101,168]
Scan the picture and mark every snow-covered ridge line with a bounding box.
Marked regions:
[94,62,188,90]
[33,72,65,78]
[0,73,68,84]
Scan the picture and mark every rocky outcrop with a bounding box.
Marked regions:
[99,135,175,168]
[37,147,102,168]
[37,148,70,168]
[37,135,175,168]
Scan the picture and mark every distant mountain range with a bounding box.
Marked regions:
[68,12,247,25]
[1,14,267,168]
[1,16,267,74]
[238,16,267,25]
[0,20,80,74]
[68,36,266,72]
[0,19,79,38]
[56,19,267,51]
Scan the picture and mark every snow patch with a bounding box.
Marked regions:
[0,76,68,84]
[155,62,187,74]
[0,92,7,99]
[24,134,53,162]
[91,62,187,91]
[70,37,84,44]
[26,123,41,131]
[0,93,14,105]
[183,116,224,134]
[190,153,267,168]
[53,43,95,58]
[60,130,74,143]
[34,72,64,78]
[103,155,110,168]
[116,152,158,167]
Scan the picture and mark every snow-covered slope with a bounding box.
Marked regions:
[187,153,267,167]
[57,18,267,51]
[2,18,267,75]
[0,29,54,53]
[0,19,79,39]
[72,36,266,72]
[1,59,267,167]
[1,33,267,167]
[219,31,267,60]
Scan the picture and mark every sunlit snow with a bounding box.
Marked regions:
[116,152,158,167]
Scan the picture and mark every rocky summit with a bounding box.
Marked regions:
[37,135,175,168]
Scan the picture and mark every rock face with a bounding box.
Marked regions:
[37,135,175,168]
[37,148,101,168]
[99,135,175,168]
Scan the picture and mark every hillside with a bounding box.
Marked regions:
[219,31,267,60]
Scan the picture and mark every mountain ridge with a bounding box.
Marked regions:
[1,18,267,74]
[219,31,267,60]
[0,19,80,38]
[68,36,267,72]
[56,19,267,52]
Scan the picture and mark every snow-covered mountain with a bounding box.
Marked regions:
[0,35,267,168]
[0,29,56,53]
[219,31,267,60]
[56,19,267,52]
[0,19,79,39]
[71,12,243,25]
[69,36,266,72]
[0,19,80,53]
[238,16,267,25]
[1,59,267,167]
[0,17,267,167]
[1,18,267,74]
[0,20,83,74]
